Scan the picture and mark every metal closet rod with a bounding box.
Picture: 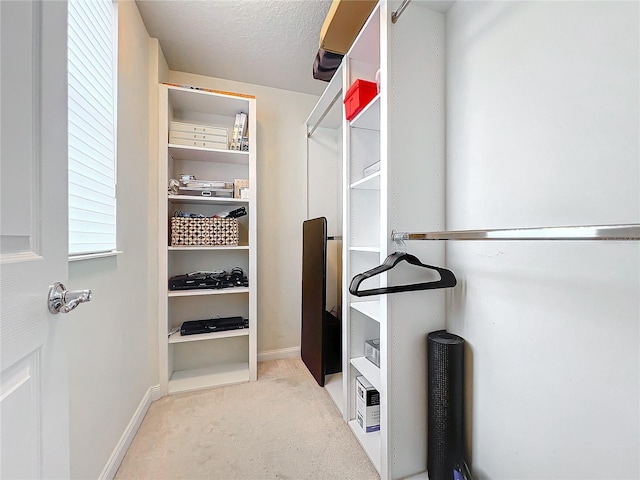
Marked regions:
[391,224,640,242]
[391,0,412,23]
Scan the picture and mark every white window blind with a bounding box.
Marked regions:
[68,0,117,256]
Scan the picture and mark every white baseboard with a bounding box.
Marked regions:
[258,346,300,362]
[99,384,160,480]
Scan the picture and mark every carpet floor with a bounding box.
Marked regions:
[115,358,379,479]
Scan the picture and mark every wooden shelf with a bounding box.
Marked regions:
[168,245,249,251]
[168,144,249,164]
[350,357,381,393]
[348,420,381,473]
[168,287,249,297]
[168,194,249,206]
[350,301,382,323]
[168,361,249,394]
[168,328,249,344]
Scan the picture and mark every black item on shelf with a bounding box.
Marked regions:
[301,217,342,386]
[180,316,247,335]
[226,206,247,218]
[312,48,344,82]
[427,330,470,480]
[349,252,457,297]
[169,271,225,290]
[168,269,248,291]
[227,266,249,287]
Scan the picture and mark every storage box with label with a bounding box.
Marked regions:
[356,376,380,433]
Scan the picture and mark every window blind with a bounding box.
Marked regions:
[68,0,117,256]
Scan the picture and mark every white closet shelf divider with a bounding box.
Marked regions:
[168,245,250,251]
[349,94,380,131]
[168,195,249,206]
[350,171,381,190]
[167,287,250,297]
[168,362,250,394]
[168,144,249,164]
[350,356,381,392]
[350,300,382,323]
[168,329,249,344]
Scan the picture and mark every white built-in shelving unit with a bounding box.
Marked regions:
[306,1,446,478]
[158,84,257,396]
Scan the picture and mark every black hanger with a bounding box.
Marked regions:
[349,252,457,297]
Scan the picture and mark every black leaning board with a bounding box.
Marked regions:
[301,217,327,386]
[181,316,246,335]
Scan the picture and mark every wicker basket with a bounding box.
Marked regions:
[171,217,239,246]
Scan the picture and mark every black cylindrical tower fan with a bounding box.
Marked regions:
[427,330,470,480]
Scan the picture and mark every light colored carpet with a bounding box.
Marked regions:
[115,358,379,479]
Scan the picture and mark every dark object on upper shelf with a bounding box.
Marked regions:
[312,48,344,82]
[180,316,248,336]
[169,268,248,291]
[349,252,457,297]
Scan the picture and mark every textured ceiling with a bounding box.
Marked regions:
[136,0,333,96]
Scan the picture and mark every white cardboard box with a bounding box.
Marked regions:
[356,376,380,433]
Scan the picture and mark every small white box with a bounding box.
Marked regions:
[169,134,228,150]
[356,376,380,433]
[364,338,380,367]
[170,121,228,138]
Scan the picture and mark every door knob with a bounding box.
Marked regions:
[48,282,92,314]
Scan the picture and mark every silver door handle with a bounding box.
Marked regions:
[48,282,92,314]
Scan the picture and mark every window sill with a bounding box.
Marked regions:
[69,250,123,262]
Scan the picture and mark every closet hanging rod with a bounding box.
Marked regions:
[391,0,412,23]
[307,91,342,138]
[391,224,640,242]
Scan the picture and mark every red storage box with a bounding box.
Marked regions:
[344,79,377,121]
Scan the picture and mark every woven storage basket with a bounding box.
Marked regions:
[171,217,239,246]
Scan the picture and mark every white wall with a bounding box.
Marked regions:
[168,70,319,354]
[445,1,639,478]
[67,1,156,478]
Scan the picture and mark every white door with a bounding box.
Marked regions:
[1,1,77,478]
